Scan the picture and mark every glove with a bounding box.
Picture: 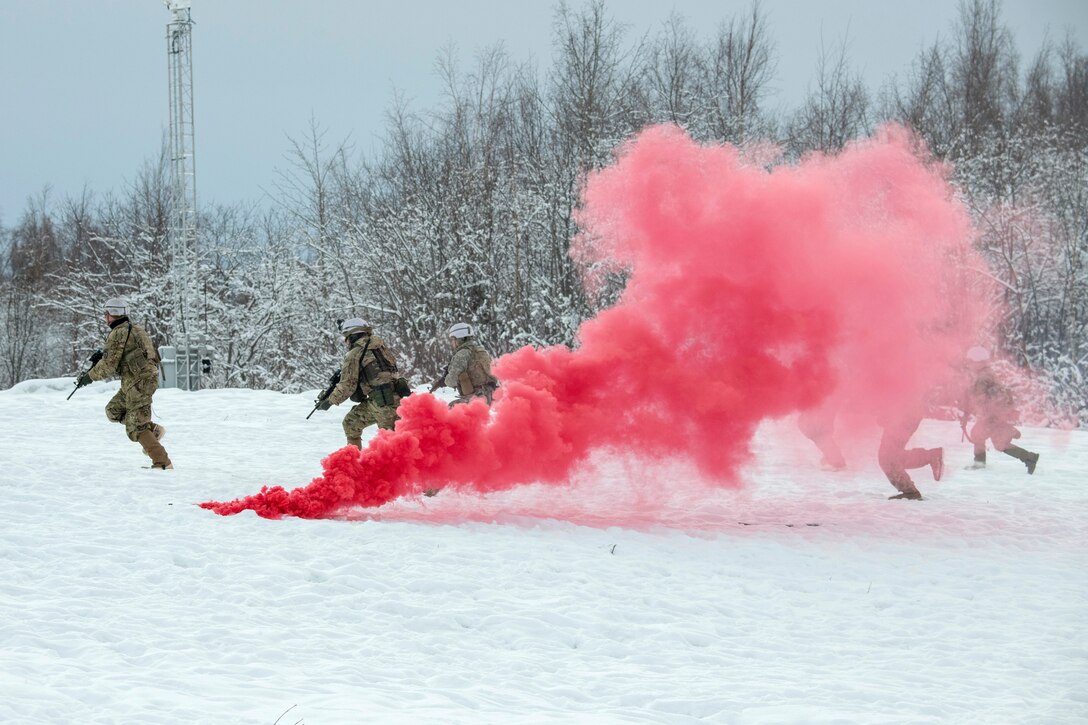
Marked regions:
[89,349,103,365]
[316,398,333,411]
[77,372,93,388]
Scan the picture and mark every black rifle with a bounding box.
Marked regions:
[67,349,103,400]
[306,368,341,419]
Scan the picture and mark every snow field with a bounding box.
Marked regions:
[0,380,1084,723]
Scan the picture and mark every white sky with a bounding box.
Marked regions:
[1,0,1085,223]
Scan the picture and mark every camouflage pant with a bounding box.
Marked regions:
[970,417,1021,455]
[877,415,932,495]
[342,399,398,441]
[105,372,158,442]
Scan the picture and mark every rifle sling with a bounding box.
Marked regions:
[117,322,133,378]
[357,338,373,391]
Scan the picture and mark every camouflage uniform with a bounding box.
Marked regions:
[89,315,171,468]
[328,332,401,448]
[444,337,498,406]
[963,365,1039,472]
[876,403,942,500]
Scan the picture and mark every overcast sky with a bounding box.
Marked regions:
[1,0,1085,224]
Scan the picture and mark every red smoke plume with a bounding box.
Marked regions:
[202,124,987,519]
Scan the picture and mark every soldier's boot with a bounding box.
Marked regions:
[152,423,166,441]
[966,451,986,470]
[887,473,922,500]
[929,448,944,481]
[1003,445,1039,474]
[137,429,173,470]
[347,437,362,450]
[1026,452,1040,474]
[888,490,924,500]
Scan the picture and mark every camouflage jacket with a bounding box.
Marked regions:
[329,333,399,405]
[444,338,497,395]
[89,316,159,383]
[965,366,1017,423]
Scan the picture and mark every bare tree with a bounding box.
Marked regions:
[644,13,698,128]
[698,1,776,143]
[1055,35,1088,143]
[7,188,63,289]
[883,42,958,154]
[949,0,1019,146]
[786,32,870,155]
[270,117,357,309]
[0,283,48,388]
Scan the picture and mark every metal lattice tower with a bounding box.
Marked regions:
[166,0,196,242]
[165,0,200,388]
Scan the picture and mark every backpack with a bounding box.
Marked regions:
[457,342,499,396]
[361,338,411,400]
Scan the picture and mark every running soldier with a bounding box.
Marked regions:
[960,346,1040,473]
[317,318,405,449]
[877,402,943,500]
[433,322,498,407]
[76,298,172,469]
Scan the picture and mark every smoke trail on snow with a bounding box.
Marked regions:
[202,124,988,519]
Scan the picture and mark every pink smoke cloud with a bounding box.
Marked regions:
[202,123,989,519]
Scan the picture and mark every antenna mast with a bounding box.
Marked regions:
[165,0,200,389]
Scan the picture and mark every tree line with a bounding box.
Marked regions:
[2,0,1085,421]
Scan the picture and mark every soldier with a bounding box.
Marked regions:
[877,403,943,500]
[432,322,498,407]
[317,318,404,449]
[76,297,172,469]
[960,346,1039,473]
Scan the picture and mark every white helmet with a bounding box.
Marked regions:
[103,297,129,316]
[340,318,371,337]
[965,346,991,363]
[447,322,473,339]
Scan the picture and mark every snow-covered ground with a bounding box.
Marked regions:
[2,378,1085,724]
